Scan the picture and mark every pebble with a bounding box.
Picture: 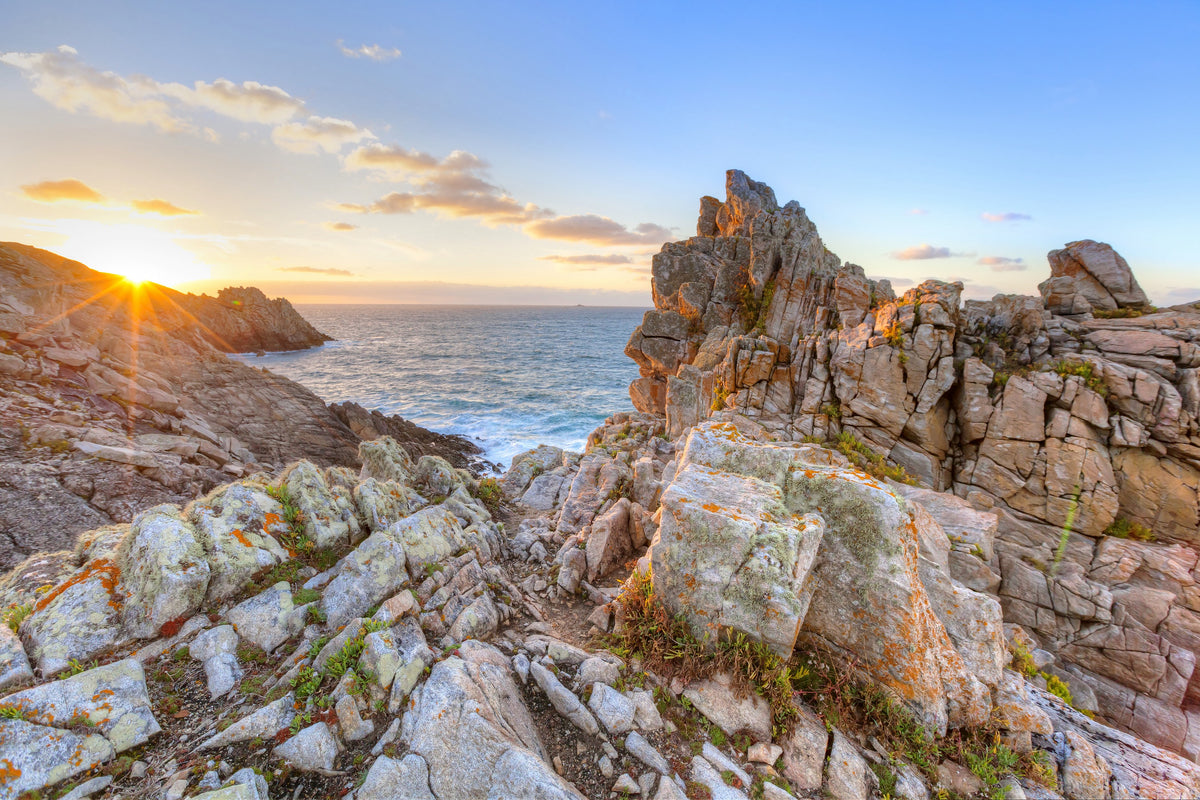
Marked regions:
[599,755,614,778]
[612,774,641,794]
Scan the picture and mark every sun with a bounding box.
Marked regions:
[48,221,212,288]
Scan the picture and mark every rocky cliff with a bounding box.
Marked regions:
[622,171,1200,756]
[0,243,478,570]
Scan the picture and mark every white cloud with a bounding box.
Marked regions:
[525,216,673,246]
[160,78,303,124]
[981,211,1032,223]
[337,41,402,62]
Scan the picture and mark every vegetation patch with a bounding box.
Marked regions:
[1052,360,1107,396]
[473,477,502,513]
[825,431,917,486]
[266,484,314,556]
[1093,306,1155,319]
[3,602,31,633]
[1103,517,1154,542]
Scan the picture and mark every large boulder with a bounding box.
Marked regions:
[647,422,993,734]
[1040,239,1151,314]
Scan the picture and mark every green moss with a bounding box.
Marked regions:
[1053,360,1107,396]
[1104,517,1154,542]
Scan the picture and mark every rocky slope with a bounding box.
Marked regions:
[0,243,479,569]
[623,171,1200,757]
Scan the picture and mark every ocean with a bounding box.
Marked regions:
[236,305,647,469]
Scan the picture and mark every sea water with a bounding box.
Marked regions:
[237,305,647,469]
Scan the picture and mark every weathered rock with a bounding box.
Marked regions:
[117,504,209,639]
[588,681,635,735]
[0,659,159,796]
[197,693,297,749]
[19,556,124,675]
[780,705,828,792]
[319,532,408,629]
[531,661,600,736]
[682,672,772,740]
[226,581,306,653]
[272,721,340,772]
[1041,240,1150,314]
[357,753,435,800]
[187,483,289,603]
[625,730,672,774]
[0,624,33,690]
[280,461,360,549]
[825,731,870,800]
[401,643,584,798]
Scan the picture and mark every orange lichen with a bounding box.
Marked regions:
[0,758,20,784]
[230,528,253,548]
[34,558,122,613]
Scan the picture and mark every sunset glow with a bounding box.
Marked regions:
[44,221,212,288]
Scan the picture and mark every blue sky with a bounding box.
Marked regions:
[2,1,1198,304]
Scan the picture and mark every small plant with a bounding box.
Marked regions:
[1093,306,1154,319]
[711,384,729,412]
[1042,672,1073,705]
[820,402,842,420]
[1010,641,1037,678]
[884,320,904,348]
[292,587,321,605]
[59,658,97,679]
[473,477,502,513]
[3,603,32,633]
[290,666,322,701]
[0,704,27,720]
[870,760,899,799]
[266,484,314,556]
[1053,360,1107,396]
[1104,517,1154,542]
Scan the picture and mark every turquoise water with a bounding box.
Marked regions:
[237,305,646,468]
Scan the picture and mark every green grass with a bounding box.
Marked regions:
[473,477,502,513]
[266,483,315,556]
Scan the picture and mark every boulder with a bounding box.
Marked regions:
[117,504,209,639]
[1040,240,1150,313]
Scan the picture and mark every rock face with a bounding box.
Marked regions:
[173,285,330,354]
[623,171,1200,757]
[0,243,481,569]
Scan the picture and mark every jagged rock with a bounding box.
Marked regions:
[937,761,984,797]
[625,730,672,774]
[585,497,633,582]
[197,693,297,749]
[702,742,751,788]
[629,689,664,731]
[1040,240,1150,314]
[588,681,635,735]
[388,617,435,712]
[401,643,584,798]
[319,531,408,629]
[335,695,373,742]
[0,624,33,690]
[187,483,289,603]
[117,504,209,639]
[825,731,871,800]
[272,721,339,772]
[19,555,124,675]
[690,755,750,799]
[225,581,306,653]
[780,705,829,792]
[357,753,435,800]
[531,661,600,736]
[359,436,415,484]
[281,460,359,549]
[1061,730,1113,800]
[682,672,772,740]
[0,659,160,796]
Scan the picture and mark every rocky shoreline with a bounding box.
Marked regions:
[1,176,1199,800]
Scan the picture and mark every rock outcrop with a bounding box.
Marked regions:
[0,243,482,569]
[622,170,1200,758]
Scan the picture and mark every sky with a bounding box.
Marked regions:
[1,1,1198,306]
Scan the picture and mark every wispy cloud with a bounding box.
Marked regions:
[981,211,1032,223]
[908,208,928,216]
[21,178,105,203]
[131,198,198,216]
[273,116,375,154]
[539,254,634,265]
[525,216,673,246]
[337,41,402,62]
[278,266,356,276]
[978,256,1026,271]
[891,243,963,260]
[323,221,358,232]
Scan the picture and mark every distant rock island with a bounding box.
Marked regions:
[2,176,1200,800]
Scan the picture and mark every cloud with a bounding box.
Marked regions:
[978,256,1026,272]
[20,178,106,203]
[0,45,188,132]
[539,254,634,265]
[273,116,375,154]
[525,216,673,246]
[337,41,402,62]
[1162,287,1200,307]
[161,78,304,124]
[278,266,356,276]
[981,211,1032,223]
[908,208,928,215]
[131,198,199,216]
[867,275,916,289]
[344,144,486,179]
[891,244,963,260]
[323,221,358,232]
